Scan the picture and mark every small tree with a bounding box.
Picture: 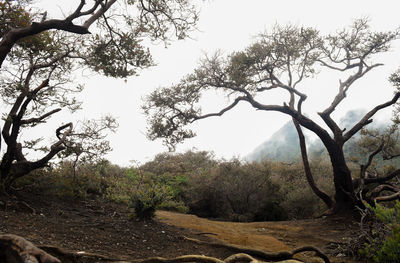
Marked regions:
[58,115,118,180]
[144,19,400,214]
[0,0,200,195]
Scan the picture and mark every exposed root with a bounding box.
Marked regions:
[183,236,330,263]
[195,232,218,236]
[0,234,329,263]
[224,253,258,263]
[0,196,36,214]
[137,255,225,263]
[137,254,303,263]
[0,234,61,263]
[39,244,128,262]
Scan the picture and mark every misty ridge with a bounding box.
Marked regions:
[247,109,389,163]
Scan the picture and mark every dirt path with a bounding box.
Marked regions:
[157,211,359,262]
[157,211,289,252]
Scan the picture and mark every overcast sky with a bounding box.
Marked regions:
[27,0,400,165]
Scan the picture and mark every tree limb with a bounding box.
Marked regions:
[192,97,245,121]
[344,92,400,142]
[83,0,118,29]
[0,234,61,263]
[293,118,335,209]
[0,19,90,67]
[21,108,62,125]
[364,169,400,185]
[374,192,400,202]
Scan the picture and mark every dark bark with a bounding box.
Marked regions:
[292,118,335,209]
[364,169,400,185]
[0,122,72,194]
[0,20,90,68]
[325,143,357,212]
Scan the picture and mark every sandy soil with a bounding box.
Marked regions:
[157,211,360,262]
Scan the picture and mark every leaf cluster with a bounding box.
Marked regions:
[144,18,400,149]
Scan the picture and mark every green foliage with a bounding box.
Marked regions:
[0,0,201,193]
[86,33,153,78]
[271,159,334,219]
[15,149,336,222]
[102,168,137,204]
[29,161,111,199]
[129,182,172,220]
[158,199,189,214]
[360,201,400,262]
[0,0,31,36]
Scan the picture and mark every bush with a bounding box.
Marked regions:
[105,167,140,203]
[16,160,125,200]
[184,159,286,221]
[158,199,189,213]
[254,201,288,221]
[359,201,400,262]
[129,182,172,220]
[271,159,334,219]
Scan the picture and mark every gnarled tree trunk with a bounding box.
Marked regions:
[326,144,357,213]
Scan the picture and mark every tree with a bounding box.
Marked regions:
[0,0,200,194]
[57,115,118,180]
[144,19,400,214]
[352,114,400,204]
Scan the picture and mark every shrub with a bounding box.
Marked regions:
[254,201,288,221]
[129,182,172,220]
[16,160,125,200]
[105,167,140,203]
[271,159,334,219]
[158,199,189,213]
[184,159,286,221]
[359,201,400,262]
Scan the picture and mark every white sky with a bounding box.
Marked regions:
[20,0,400,165]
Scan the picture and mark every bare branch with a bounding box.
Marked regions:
[293,118,335,209]
[66,0,86,21]
[192,97,245,121]
[361,142,384,177]
[365,169,400,185]
[344,92,400,141]
[83,0,118,29]
[21,108,61,125]
[374,192,400,202]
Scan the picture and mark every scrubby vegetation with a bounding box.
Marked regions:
[17,150,334,221]
[359,201,400,262]
[11,143,400,262]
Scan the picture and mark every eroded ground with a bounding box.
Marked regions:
[1,191,360,262]
[157,211,360,262]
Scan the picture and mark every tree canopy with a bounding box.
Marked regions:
[144,19,400,213]
[0,0,200,194]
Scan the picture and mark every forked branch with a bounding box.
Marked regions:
[344,92,400,141]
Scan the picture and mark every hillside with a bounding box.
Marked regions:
[247,109,375,162]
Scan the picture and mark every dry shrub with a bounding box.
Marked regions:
[271,157,334,219]
[185,159,287,221]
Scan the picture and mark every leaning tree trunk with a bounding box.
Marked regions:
[292,119,335,210]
